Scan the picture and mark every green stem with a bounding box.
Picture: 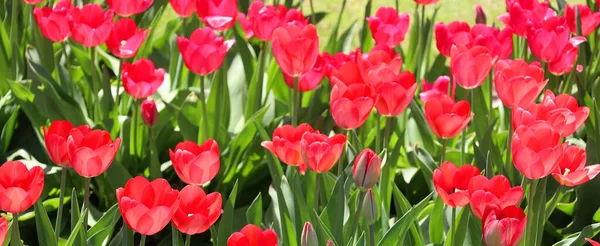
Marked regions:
[368,224,375,246]
[338,130,350,175]
[314,173,321,212]
[198,75,210,142]
[440,138,447,164]
[83,178,90,239]
[214,58,227,142]
[309,0,316,24]
[488,73,493,120]
[184,234,191,246]
[383,117,392,150]
[173,53,184,90]
[60,42,74,97]
[376,114,381,153]
[525,179,536,246]
[116,58,123,112]
[11,213,21,246]
[55,168,67,239]
[292,76,300,126]
[461,89,471,165]
[123,225,130,246]
[140,234,146,246]
[450,207,456,246]
[149,127,161,180]
[395,0,399,11]
[505,108,514,179]
[352,190,367,245]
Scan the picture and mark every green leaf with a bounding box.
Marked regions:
[444,207,471,246]
[34,201,58,246]
[429,197,445,244]
[322,174,346,245]
[311,210,340,246]
[70,188,86,246]
[246,193,263,226]
[379,192,433,246]
[87,203,121,246]
[65,208,88,246]
[392,183,425,246]
[171,224,185,246]
[553,223,600,246]
[217,180,239,246]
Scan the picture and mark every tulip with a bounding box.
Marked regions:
[330,83,377,130]
[42,120,92,167]
[23,0,43,4]
[493,59,547,108]
[352,149,381,190]
[435,21,472,57]
[116,176,180,235]
[499,0,556,37]
[327,51,364,86]
[482,205,527,246]
[169,0,197,18]
[0,161,44,214]
[177,27,235,76]
[67,129,121,178]
[356,45,403,86]
[141,99,159,127]
[68,4,114,47]
[413,0,439,5]
[552,145,600,187]
[238,12,255,39]
[33,0,73,42]
[475,5,487,24]
[247,1,285,41]
[107,0,153,17]
[197,0,238,31]
[272,23,319,77]
[366,7,410,48]
[105,18,149,59]
[375,71,416,117]
[121,59,165,99]
[527,16,585,63]
[420,76,452,103]
[565,4,600,36]
[0,218,6,245]
[282,55,326,92]
[362,189,378,225]
[433,162,480,207]
[450,44,496,89]
[467,175,524,219]
[301,222,318,246]
[300,131,346,173]
[227,224,278,246]
[261,123,315,168]
[587,238,600,246]
[172,185,222,235]
[548,42,581,75]
[283,8,308,25]
[424,94,473,139]
[471,24,514,60]
[169,139,220,186]
[326,239,335,246]
[512,121,563,179]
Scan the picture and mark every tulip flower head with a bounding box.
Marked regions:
[23,0,43,4]
[33,0,73,42]
[68,4,114,47]
[330,83,377,130]
[414,0,439,6]
[261,123,315,168]
[141,99,159,127]
[475,5,487,24]
[493,59,547,108]
[468,175,524,219]
[435,21,472,57]
[357,45,403,86]
[247,1,285,41]
[352,148,382,190]
[450,44,496,89]
[177,27,235,76]
[512,121,564,179]
[420,76,452,103]
[375,71,416,117]
[527,16,586,63]
[327,50,364,87]
[565,4,600,36]
[227,224,278,246]
[67,129,122,178]
[271,23,319,77]
[433,162,480,207]
[172,185,222,235]
[107,0,153,17]
[169,139,220,186]
[106,18,149,59]
[301,222,318,246]
[499,0,556,37]
[300,131,346,173]
[366,7,410,48]
[587,238,600,246]
[482,205,527,246]
[282,55,326,92]
[116,176,180,235]
[0,161,44,214]
[424,94,473,139]
[197,0,238,31]
[169,0,197,18]
[122,59,165,99]
[43,120,92,168]
[552,145,600,187]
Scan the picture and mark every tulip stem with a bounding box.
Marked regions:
[338,130,350,175]
[198,75,210,142]
[55,168,67,239]
[449,207,456,246]
[505,109,514,180]
[140,234,146,246]
[376,114,381,153]
[440,138,447,164]
[116,58,123,113]
[292,76,300,126]
[368,224,375,246]
[60,42,74,96]
[149,127,162,180]
[314,173,321,212]
[184,234,191,246]
[83,177,90,238]
[11,213,21,246]
[525,178,536,246]
[352,190,367,245]
[383,117,392,150]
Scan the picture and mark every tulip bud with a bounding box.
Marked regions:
[326,239,334,246]
[352,149,381,190]
[475,5,486,24]
[141,99,158,127]
[301,222,318,246]
[362,189,378,225]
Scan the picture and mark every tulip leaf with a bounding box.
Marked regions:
[246,193,263,226]
[429,197,445,244]
[255,121,284,187]
[290,173,311,227]
[408,101,434,151]
[87,203,121,246]
[171,224,185,246]
[216,180,238,246]
[311,210,340,246]
[554,223,600,246]
[34,201,58,246]
[65,208,88,246]
[69,188,86,246]
[413,146,436,189]
[321,173,347,245]
[392,182,425,246]
[443,207,471,246]
[379,192,432,246]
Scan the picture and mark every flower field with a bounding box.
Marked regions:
[1,0,600,245]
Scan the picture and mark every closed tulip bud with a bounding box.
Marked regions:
[326,239,334,246]
[352,149,381,190]
[475,5,486,24]
[301,222,318,246]
[587,238,600,246]
[362,189,378,225]
[141,99,159,127]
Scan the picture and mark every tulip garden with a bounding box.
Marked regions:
[2,0,600,245]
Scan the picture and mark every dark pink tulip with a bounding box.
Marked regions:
[170,0,197,18]
[565,4,600,36]
[122,59,165,99]
[107,0,153,17]
[177,27,235,76]
[366,7,410,48]
[33,0,73,42]
[197,0,238,31]
[105,18,149,59]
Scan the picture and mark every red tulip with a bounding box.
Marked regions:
[0,161,44,214]
[177,27,235,76]
[420,76,452,103]
[0,218,7,245]
[122,59,165,99]
[357,45,403,86]
[141,99,158,127]
[247,1,285,41]
[366,7,410,48]
[475,5,487,24]
[551,145,600,187]
[68,4,114,47]
[433,162,480,207]
[23,0,43,4]
[467,175,524,219]
[261,123,315,168]
[169,0,197,18]
[471,24,514,60]
[548,41,583,75]
[67,129,121,178]
[413,0,439,5]
[169,139,220,186]
[282,55,325,92]
[375,71,416,117]
[107,0,153,17]
[565,4,600,36]
[482,205,527,246]
[196,0,238,31]
[238,12,254,39]
[424,94,473,139]
[352,148,381,190]
[450,44,496,89]
[527,16,585,63]
[271,23,319,77]
[330,83,377,130]
[512,121,563,179]
[435,21,472,57]
[172,185,222,235]
[587,238,600,246]
[499,0,556,37]
[227,224,278,246]
[283,8,308,25]
[300,131,346,173]
[33,0,73,42]
[116,176,180,235]
[327,51,364,87]
[42,120,92,167]
[493,59,547,108]
[105,18,149,59]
